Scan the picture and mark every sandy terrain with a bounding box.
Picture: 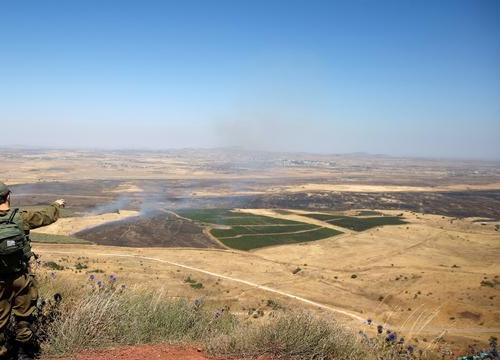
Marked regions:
[33,210,500,350]
[107,183,144,193]
[32,211,139,236]
[2,149,499,190]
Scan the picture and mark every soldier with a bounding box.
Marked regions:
[0,182,65,360]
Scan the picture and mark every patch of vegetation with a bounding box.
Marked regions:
[87,269,104,273]
[266,299,282,310]
[219,228,342,251]
[273,209,294,215]
[210,224,317,238]
[356,210,382,216]
[75,263,88,270]
[302,213,340,221]
[327,216,407,231]
[184,276,203,289]
[31,233,92,244]
[177,209,300,226]
[44,261,64,271]
[480,280,495,288]
[301,213,407,231]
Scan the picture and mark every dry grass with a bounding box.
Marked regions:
[38,274,434,359]
[32,211,138,236]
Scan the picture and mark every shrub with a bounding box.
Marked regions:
[43,261,64,271]
[75,263,88,270]
[206,312,367,360]
[480,280,495,288]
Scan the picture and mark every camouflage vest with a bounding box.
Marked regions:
[0,209,32,274]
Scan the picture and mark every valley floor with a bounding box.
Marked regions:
[33,209,500,351]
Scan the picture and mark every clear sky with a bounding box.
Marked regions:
[1,0,499,159]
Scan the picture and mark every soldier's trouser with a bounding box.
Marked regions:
[0,271,38,357]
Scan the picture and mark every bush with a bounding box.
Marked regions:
[43,261,64,271]
[206,312,367,360]
[75,263,88,270]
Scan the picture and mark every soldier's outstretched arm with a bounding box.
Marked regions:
[20,199,65,230]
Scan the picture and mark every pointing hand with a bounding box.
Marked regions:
[54,199,66,208]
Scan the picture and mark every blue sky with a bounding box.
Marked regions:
[1,0,499,159]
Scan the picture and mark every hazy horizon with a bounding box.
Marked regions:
[3,144,500,162]
[1,0,499,159]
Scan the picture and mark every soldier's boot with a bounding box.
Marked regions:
[14,321,39,360]
[0,332,15,360]
[16,341,39,360]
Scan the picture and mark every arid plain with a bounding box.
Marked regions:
[2,148,499,352]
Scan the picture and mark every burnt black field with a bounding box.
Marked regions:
[10,180,500,220]
[75,211,223,248]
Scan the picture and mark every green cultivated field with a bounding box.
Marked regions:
[302,213,407,231]
[219,227,342,251]
[177,209,342,250]
[302,213,338,221]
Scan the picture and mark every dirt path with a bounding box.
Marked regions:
[36,246,500,337]
[44,344,215,360]
[219,227,329,239]
[39,249,367,322]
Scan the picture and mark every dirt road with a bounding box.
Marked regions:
[40,249,366,322]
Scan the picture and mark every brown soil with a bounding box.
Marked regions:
[45,344,220,360]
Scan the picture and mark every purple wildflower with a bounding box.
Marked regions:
[386,332,397,343]
[97,280,103,288]
[214,309,224,319]
[89,274,95,281]
[109,274,117,283]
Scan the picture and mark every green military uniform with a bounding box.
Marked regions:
[0,182,61,359]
